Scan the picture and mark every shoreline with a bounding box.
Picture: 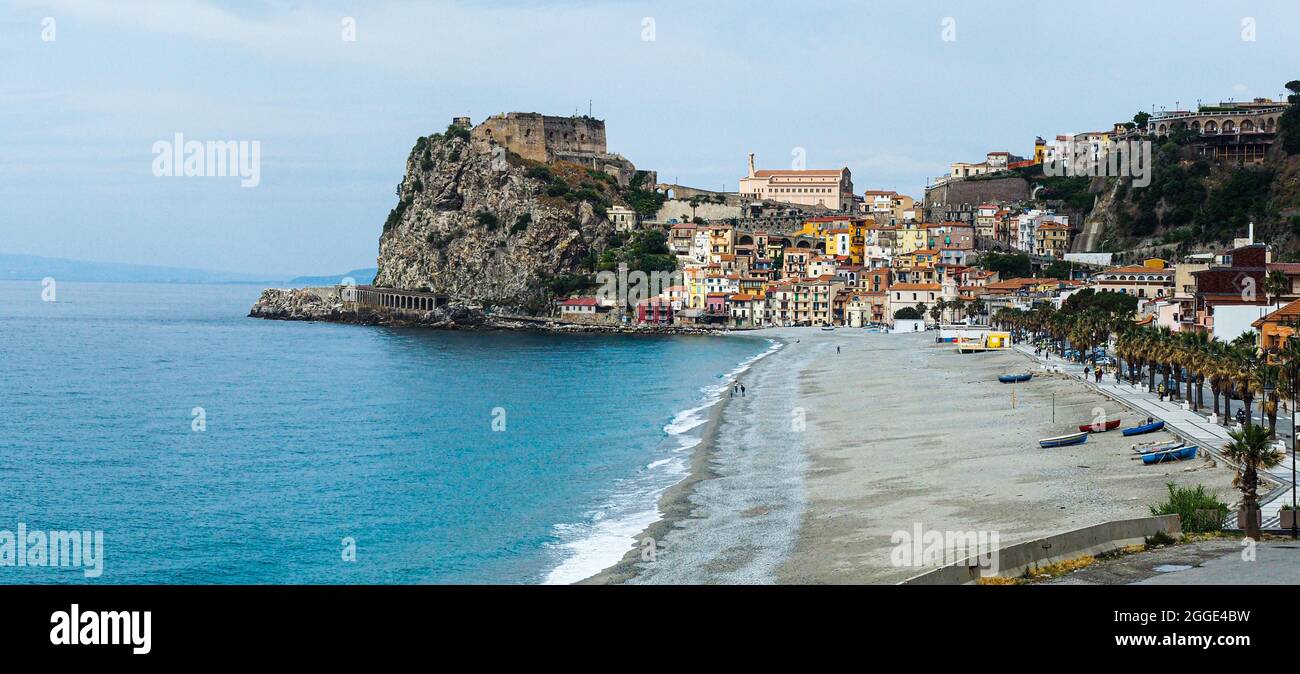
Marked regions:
[577,335,788,584]
[248,286,743,336]
[590,328,1236,585]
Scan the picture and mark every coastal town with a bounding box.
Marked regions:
[540,91,1297,345]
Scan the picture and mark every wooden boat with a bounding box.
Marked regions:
[999,373,1033,384]
[1122,420,1166,436]
[1078,419,1122,433]
[1131,440,1186,455]
[1039,431,1088,448]
[1141,444,1198,465]
[820,326,835,332]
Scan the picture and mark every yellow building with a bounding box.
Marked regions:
[896,221,927,256]
[683,266,707,309]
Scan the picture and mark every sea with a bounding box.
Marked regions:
[0,280,777,584]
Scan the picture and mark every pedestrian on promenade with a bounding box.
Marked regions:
[1095,368,1103,384]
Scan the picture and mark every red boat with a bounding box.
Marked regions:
[1078,419,1121,433]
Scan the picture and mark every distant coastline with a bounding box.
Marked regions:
[0,252,369,287]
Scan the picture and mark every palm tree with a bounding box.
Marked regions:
[1261,363,1282,437]
[1231,342,1261,428]
[1223,423,1284,540]
[929,302,945,326]
[1181,330,1210,411]
[1206,340,1232,421]
[1265,269,1291,306]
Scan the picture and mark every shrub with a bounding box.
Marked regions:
[475,211,500,229]
[1149,482,1228,533]
[894,307,923,320]
[511,213,532,234]
[444,122,471,143]
[546,179,570,198]
[383,198,412,232]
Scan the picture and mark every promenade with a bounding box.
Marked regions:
[1013,344,1299,530]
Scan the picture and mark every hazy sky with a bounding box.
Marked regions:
[3,0,1298,275]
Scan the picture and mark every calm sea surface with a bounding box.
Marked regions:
[0,281,772,584]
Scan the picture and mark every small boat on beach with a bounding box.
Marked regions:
[1078,419,1122,433]
[1131,440,1186,455]
[1141,444,1198,465]
[1039,431,1088,448]
[1122,420,1166,436]
[999,373,1033,384]
[820,326,835,332]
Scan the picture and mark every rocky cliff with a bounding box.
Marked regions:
[371,127,620,313]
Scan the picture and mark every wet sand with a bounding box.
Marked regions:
[594,327,1235,584]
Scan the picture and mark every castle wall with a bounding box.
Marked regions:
[471,113,608,164]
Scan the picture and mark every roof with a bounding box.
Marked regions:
[984,277,1046,292]
[1099,265,1174,276]
[751,169,845,177]
[891,283,942,291]
[728,294,756,302]
[560,297,599,307]
[1252,299,1300,328]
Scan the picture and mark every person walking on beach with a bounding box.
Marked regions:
[836,345,840,354]
[740,384,746,397]
[731,383,737,398]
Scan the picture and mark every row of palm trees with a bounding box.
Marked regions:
[992,302,1300,539]
[926,298,986,325]
[993,305,1300,436]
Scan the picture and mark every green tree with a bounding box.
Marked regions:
[1281,80,1300,155]
[980,252,1032,278]
[1223,424,1284,540]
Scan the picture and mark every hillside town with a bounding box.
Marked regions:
[548,91,1298,349]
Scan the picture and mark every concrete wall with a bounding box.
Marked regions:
[901,514,1181,585]
[1213,304,1280,343]
[653,199,743,224]
[891,319,926,333]
[924,176,1030,217]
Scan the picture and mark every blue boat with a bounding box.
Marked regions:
[1122,420,1166,436]
[1142,444,1198,465]
[1039,431,1088,448]
[1132,440,1186,455]
[999,373,1033,384]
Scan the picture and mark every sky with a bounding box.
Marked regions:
[2,0,1298,276]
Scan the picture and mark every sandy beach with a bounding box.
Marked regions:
[594,327,1237,584]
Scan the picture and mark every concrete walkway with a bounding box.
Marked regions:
[1013,344,1299,529]
[1042,537,1300,584]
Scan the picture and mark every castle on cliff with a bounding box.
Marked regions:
[463,112,652,187]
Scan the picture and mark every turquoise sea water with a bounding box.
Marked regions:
[0,281,772,584]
